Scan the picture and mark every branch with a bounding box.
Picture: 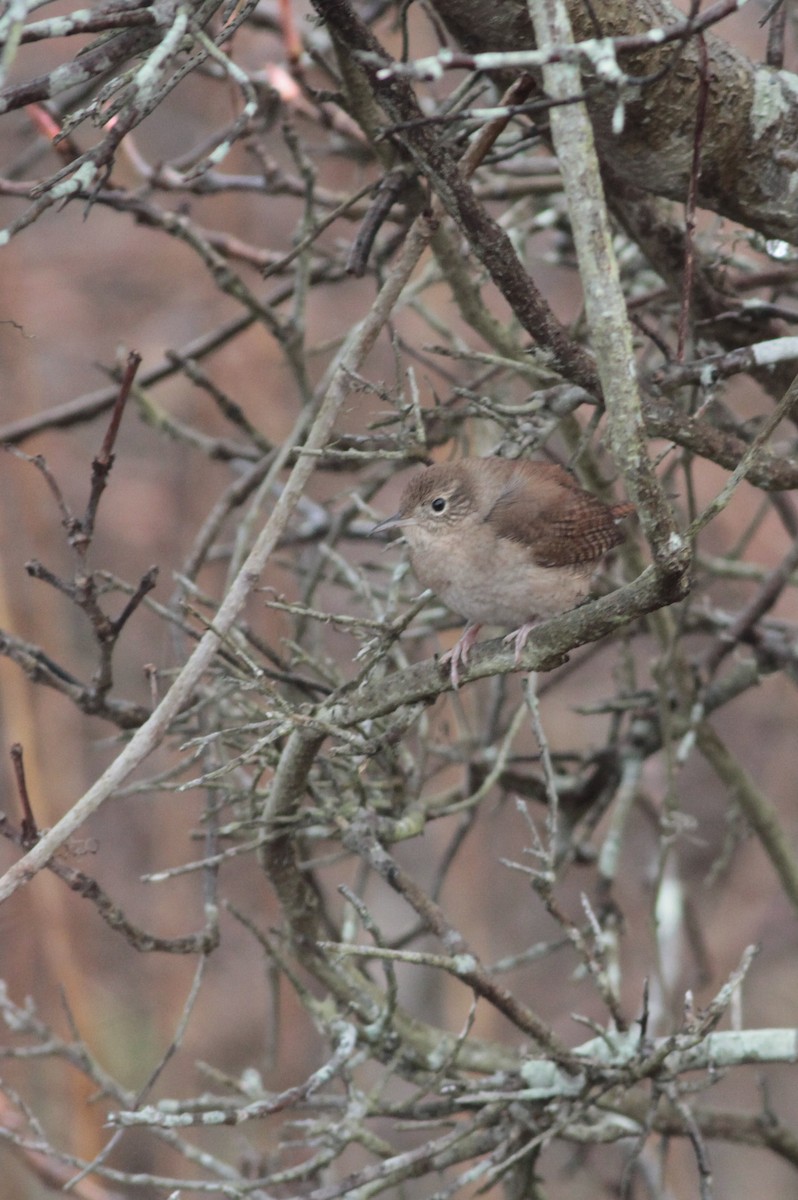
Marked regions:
[527,0,680,562]
[426,0,798,243]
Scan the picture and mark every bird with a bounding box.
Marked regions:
[373,456,633,687]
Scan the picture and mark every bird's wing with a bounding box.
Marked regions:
[484,465,626,567]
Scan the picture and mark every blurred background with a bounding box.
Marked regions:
[2,0,798,1196]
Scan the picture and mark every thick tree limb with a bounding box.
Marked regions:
[428,0,798,243]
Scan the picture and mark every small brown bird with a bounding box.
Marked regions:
[375,457,633,687]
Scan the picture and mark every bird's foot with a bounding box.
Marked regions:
[503,621,538,665]
[440,623,482,689]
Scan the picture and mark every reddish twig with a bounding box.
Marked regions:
[110,566,159,637]
[81,349,141,546]
[278,0,303,62]
[9,744,37,848]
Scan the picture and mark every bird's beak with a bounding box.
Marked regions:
[370,512,416,537]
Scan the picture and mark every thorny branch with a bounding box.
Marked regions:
[1,0,798,1196]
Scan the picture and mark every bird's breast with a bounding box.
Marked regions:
[406,526,595,625]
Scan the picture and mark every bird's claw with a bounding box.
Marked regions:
[440,623,481,689]
[503,622,537,664]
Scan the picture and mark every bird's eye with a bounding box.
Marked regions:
[431,496,447,514]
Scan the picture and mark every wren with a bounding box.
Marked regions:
[374,456,633,687]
